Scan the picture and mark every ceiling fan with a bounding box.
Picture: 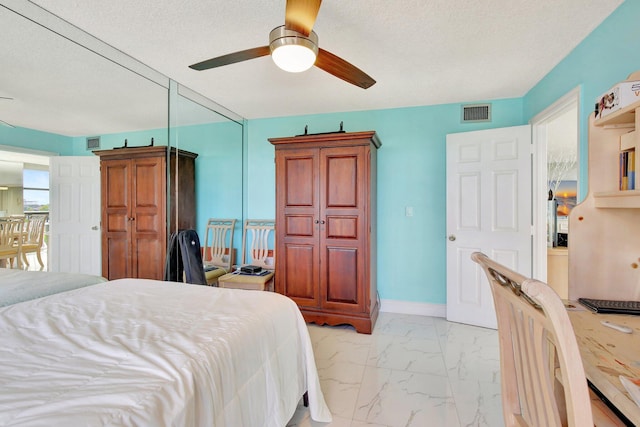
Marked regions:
[188,0,375,89]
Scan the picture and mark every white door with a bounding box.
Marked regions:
[446,125,532,329]
[49,156,101,275]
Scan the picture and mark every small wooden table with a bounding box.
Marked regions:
[217,270,275,291]
[567,303,640,425]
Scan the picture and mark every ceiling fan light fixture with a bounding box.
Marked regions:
[269,26,318,73]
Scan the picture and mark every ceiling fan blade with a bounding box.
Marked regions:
[189,46,271,71]
[285,0,322,36]
[315,48,376,89]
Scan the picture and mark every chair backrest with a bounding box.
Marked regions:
[25,214,47,246]
[471,252,593,427]
[241,219,275,270]
[0,218,23,251]
[202,218,236,269]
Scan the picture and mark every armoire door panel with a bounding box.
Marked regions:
[106,237,128,280]
[133,160,163,208]
[134,158,161,208]
[134,213,161,234]
[104,163,128,208]
[284,156,315,207]
[285,214,315,237]
[324,154,359,208]
[324,246,359,305]
[325,216,358,240]
[134,237,164,279]
[283,243,317,302]
[130,157,164,264]
[106,214,128,233]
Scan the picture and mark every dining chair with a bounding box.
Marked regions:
[217,219,275,291]
[20,214,48,269]
[0,217,24,269]
[202,218,236,285]
[471,252,625,427]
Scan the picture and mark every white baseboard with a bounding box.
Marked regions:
[379,299,446,318]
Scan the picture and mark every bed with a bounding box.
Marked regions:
[0,268,107,307]
[0,278,331,426]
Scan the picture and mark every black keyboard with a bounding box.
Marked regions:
[578,298,640,315]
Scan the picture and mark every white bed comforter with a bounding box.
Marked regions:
[0,268,107,306]
[0,279,331,426]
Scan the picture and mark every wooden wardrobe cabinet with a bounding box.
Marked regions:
[94,146,197,280]
[269,131,381,334]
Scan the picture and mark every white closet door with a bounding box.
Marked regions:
[446,125,532,329]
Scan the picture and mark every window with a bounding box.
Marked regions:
[23,166,49,213]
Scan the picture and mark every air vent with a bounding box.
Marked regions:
[462,104,491,123]
[86,137,100,150]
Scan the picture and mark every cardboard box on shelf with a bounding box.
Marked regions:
[596,80,640,119]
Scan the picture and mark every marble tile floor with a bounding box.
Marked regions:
[288,312,504,427]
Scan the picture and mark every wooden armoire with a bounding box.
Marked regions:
[94,146,197,280]
[269,131,381,334]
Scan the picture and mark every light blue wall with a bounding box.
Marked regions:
[523,0,640,197]
[170,121,243,247]
[0,126,74,155]
[246,99,524,303]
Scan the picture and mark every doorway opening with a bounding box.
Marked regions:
[531,88,580,298]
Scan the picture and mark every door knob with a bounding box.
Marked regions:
[91,226,99,230]
[448,235,456,241]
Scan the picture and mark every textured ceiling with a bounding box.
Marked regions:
[0,0,624,136]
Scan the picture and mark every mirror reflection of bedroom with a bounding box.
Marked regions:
[0,4,243,276]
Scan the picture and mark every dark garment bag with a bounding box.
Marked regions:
[163,230,207,285]
[163,231,183,282]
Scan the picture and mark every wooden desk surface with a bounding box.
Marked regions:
[567,303,640,425]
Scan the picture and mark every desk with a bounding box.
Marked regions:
[567,305,640,425]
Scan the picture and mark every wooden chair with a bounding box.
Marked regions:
[20,214,47,269]
[0,217,24,269]
[217,219,275,291]
[471,252,625,427]
[202,218,236,286]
